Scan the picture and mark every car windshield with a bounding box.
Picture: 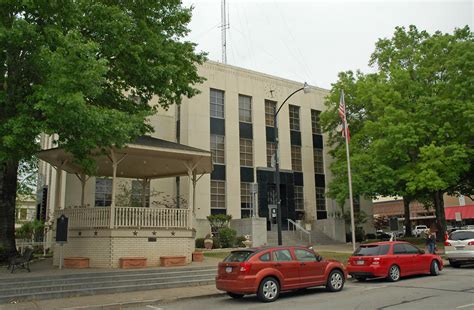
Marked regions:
[353,244,390,256]
[224,251,253,262]
[450,231,474,241]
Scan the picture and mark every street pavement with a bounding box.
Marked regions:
[125,266,474,310]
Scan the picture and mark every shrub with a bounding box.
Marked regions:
[235,236,247,247]
[195,238,205,249]
[212,236,221,249]
[219,227,237,248]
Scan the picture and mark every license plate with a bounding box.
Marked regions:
[356,260,365,265]
[225,266,232,273]
[455,246,464,250]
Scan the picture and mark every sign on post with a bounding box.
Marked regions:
[56,215,69,270]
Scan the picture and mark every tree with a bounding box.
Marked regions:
[322,26,473,241]
[1,1,206,255]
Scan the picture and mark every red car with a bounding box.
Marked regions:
[216,246,347,302]
[347,241,443,282]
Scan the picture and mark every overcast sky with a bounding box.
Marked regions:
[182,0,473,89]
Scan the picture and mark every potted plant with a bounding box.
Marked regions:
[204,234,213,249]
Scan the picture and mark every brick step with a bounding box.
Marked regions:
[0,278,216,304]
[0,272,216,296]
[0,267,216,290]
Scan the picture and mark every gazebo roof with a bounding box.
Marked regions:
[37,136,213,179]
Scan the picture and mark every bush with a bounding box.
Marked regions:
[218,227,237,248]
[212,236,221,249]
[235,236,247,248]
[365,233,376,240]
[195,238,205,249]
[346,227,365,242]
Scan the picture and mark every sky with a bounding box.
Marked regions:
[182,0,473,89]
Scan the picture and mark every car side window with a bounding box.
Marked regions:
[403,244,420,254]
[393,244,406,254]
[273,249,293,262]
[294,249,317,262]
[259,252,271,262]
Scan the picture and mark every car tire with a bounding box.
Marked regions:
[326,269,345,292]
[449,260,461,268]
[227,292,244,299]
[387,265,400,282]
[430,260,440,276]
[257,277,280,302]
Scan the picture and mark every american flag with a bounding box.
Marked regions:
[339,90,350,142]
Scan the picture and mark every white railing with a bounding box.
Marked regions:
[287,219,312,244]
[57,207,191,230]
[114,207,190,229]
[57,208,110,229]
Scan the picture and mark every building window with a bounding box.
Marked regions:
[289,105,300,131]
[311,110,322,134]
[353,197,361,213]
[291,145,302,172]
[211,180,226,209]
[265,100,276,127]
[241,182,253,217]
[266,142,276,168]
[131,180,150,208]
[210,134,225,164]
[316,187,327,219]
[294,186,304,211]
[239,95,252,123]
[95,178,112,207]
[210,89,225,118]
[240,138,253,167]
[313,148,324,174]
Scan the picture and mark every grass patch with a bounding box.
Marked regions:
[203,251,230,259]
[318,251,351,263]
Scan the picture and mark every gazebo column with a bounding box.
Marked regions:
[75,173,90,207]
[141,178,149,208]
[184,160,205,229]
[53,160,68,211]
[108,149,127,229]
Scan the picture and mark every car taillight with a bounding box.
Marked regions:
[468,241,474,246]
[239,262,251,272]
[371,257,381,265]
[444,241,451,246]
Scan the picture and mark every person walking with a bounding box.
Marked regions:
[427,231,437,254]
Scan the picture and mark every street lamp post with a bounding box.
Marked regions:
[274,82,310,246]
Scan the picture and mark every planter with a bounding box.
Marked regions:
[192,251,204,262]
[64,257,89,269]
[243,240,253,248]
[204,239,213,249]
[119,257,147,269]
[160,256,187,267]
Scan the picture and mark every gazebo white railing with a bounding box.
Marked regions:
[57,207,191,230]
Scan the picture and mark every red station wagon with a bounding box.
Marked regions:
[216,246,347,302]
[346,241,443,282]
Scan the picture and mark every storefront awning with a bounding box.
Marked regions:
[445,205,474,221]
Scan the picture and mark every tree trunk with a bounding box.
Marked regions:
[434,190,447,242]
[403,196,412,237]
[0,159,19,256]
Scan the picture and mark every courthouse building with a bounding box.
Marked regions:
[38,61,373,267]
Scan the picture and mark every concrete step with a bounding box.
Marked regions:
[0,267,217,304]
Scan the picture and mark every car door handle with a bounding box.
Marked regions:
[300,263,306,266]
[273,263,282,267]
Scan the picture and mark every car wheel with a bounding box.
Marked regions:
[227,292,244,299]
[257,277,280,302]
[430,260,440,276]
[387,265,400,282]
[449,260,461,268]
[326,269,345,292]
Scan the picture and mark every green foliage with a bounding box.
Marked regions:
[218,227,237,248]
[195,238,205,249]
[207,214,232,233]
[15,220,44,241]
[321,26,474,239]
[211,236,221,249]
[235,236,247,248]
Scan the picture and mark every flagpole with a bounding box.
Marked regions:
[341,90,357,252]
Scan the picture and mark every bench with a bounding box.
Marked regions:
[160,256,187,267]
[9,248,34,273]
[64,257,90,268]
[119,257,147,269]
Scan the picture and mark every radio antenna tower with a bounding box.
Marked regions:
[221,0,229,64]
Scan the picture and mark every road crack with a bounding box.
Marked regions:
[376,295,436,309]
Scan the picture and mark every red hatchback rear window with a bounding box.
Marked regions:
[353,244,390,256]
[224,251,253,262]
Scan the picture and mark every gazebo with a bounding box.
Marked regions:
[37,136,212,268]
